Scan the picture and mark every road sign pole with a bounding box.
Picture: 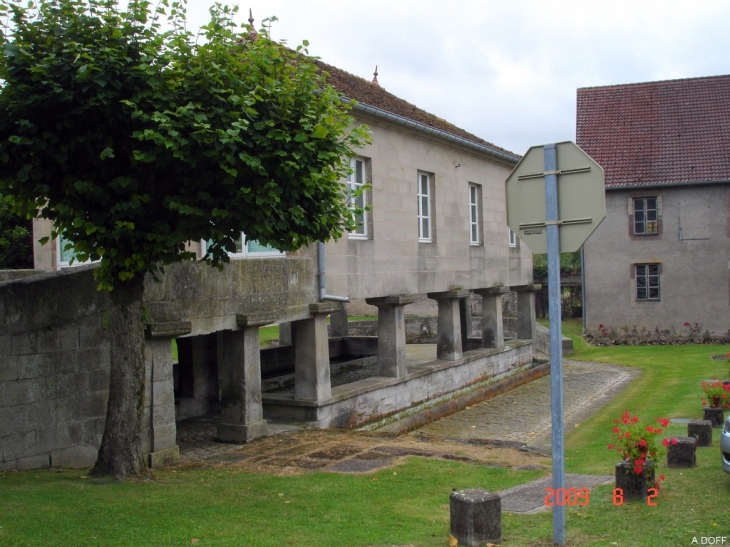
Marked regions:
[544,143,566,545]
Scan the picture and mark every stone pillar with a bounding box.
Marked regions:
[329,302,349,338]
[144,321,192,467]
[474,286,510,349]
[512,284,541,341]
[278,322,292,346]
[217,312,276,443]
[427,290,470,360]
[365,295,415,377]
[293,302,341,401]
[458,294,473,346]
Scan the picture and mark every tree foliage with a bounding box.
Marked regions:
[0,0,370,478]
[0,0,370,290]
[0,193,32,268]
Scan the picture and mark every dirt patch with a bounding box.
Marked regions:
[176,429,549,476]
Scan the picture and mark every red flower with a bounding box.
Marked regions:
[631,416,639,424]
[608,444,615,449]
[659,474,665,481]
[633,464,643,474]
[671,438,678,445]
[624,432,631,438]
[702,399,707,406]
[683,322,690,327]
[638,439,647,450]
[612,427,620,433]
[598,324,604,329]
[662,438,669,447]
[656,418,669,428]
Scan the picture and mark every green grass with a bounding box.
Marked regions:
[0,459,543,547]
[3,319,730,546]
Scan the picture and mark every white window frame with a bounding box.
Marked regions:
[57,232,96,269]
[508,228,517,248]
[633,197,658,235]
[635,263,660,301]
[469,184,479,245]
[417,172,431,242]
[348,157,367,239]
[201,233,284,259]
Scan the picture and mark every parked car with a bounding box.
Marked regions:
[722,414,730,473]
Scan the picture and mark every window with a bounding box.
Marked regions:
[508,229,517,248]
[57,233,96,269]
[469,184,479,245]
[633,197,658,235]
[202,233,283,259]
[347,157,367,238]
[418,172,431,242]
[635,263,660,301]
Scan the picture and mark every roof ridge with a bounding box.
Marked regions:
[578,73,730,92]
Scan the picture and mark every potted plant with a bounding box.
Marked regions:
[608,411,670,499]
[700,380,730,409]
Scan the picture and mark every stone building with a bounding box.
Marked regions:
[577,75,730,334]
[1,61,539,471]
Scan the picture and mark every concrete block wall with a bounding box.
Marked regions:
[0,265,110,470]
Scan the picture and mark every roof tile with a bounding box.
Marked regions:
[576,75,730,188]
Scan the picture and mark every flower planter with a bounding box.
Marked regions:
[615,461,655,500]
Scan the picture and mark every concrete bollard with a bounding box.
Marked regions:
[667,436,697,468]
[687,420,713,447]
[449,488,501,547]
[703,406,724,428]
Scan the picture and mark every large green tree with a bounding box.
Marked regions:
[0,0,369,477]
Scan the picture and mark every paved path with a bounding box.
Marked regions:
[412,359,640,453]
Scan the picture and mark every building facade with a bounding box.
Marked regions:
[2,60,538,471]
[577,75,730,334]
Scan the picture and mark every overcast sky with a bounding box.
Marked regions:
[184,0,730,155]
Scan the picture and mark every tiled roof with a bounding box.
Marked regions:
[315,59,518,159]
[576,75,730,188]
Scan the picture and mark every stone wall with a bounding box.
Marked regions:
[0,265,110,470]
[0,255,319,470]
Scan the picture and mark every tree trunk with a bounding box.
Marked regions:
[91,275,147,479]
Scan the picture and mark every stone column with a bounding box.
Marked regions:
[427,290,470,360]
[458,294,473,346]
[293,301,341,401]
[512,284,541,341]
[217,312,276,443]
[329,302,349,338]
[144,321,192,467]
[278,322,292,346]
[365,295,415,377]
[474,286,510,349]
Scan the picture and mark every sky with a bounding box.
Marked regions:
[182,0,730,155]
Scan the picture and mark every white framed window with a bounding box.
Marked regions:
[57,233,96,269]
[417,172,431,242]
[469,184,479,245]
[635,263,660,301]
[508,228,517,248]
[633,197,658,235]
[348,157,367,238]
[202,233,284,259]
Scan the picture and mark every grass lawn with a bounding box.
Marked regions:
[2,318,729,546]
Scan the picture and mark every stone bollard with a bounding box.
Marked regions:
[667,436,697,468]
[687,420,713,447]
[450,488,501,547]
[703,406,724,428]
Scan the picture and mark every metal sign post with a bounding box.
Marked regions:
[505,141,605,546]
[544,143,566,545]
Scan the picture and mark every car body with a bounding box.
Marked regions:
[722,414,730,473]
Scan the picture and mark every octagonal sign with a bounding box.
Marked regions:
[505,141,605,254]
